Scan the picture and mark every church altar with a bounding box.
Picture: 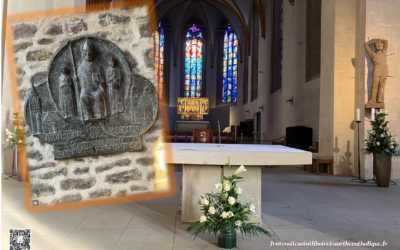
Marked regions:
[163,143,312,222]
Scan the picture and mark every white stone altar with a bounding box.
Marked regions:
[164,143,312,223]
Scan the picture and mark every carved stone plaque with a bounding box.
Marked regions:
[25,36,158,160]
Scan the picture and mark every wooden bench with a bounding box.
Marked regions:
[304,153,334,175]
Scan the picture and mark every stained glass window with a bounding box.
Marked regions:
[222,26,238,103]
[153,22,164,101]
[184,24,203,98]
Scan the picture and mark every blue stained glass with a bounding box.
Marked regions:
[185,24,203,98]
[222,25,238,103]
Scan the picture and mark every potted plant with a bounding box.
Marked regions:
[364,109,400,187]
[3,114,25,181]
[186,157,270,249]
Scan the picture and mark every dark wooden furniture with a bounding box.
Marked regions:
[286,126,313,151]
[191,129,215,143]
[304,154,334,175]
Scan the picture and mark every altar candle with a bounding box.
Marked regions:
[356,109,360,121]
[371,108,375,121]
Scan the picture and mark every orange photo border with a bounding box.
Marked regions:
[5,0,176,213]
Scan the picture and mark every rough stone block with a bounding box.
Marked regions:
[26,50,52,61]
[95,159,131,173]
[130,185,148,192]
[12,24,37,40]
[143,48,154,68]
[31,183,55,198]
[60,177,96,190]
[27,150,43,161]
[115,189,127,197]
[52,193,82,204]
[37,38,54,45]
[65,18,88,34]
[98,13,130,26]
[35,167,67,179]
[89,188,112,198]
[14,42,33,53]
[104,169,142,184]
[139,22,150,38]
[146,170,155,180]
[43,23,63,35]
[29,162,56,171]
[17,68,25,76]
[136,156,154,166]
[73,167,90,175]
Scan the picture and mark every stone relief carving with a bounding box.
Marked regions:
[25,36,158,160]
[364,38,388,108]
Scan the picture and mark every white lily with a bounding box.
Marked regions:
[215,183,222,191]
[234,165,247,175]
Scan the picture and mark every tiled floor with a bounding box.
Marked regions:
[2,166,400,250]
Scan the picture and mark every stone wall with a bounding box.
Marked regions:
[9,6,163,205]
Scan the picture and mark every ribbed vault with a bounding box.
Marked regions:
[151,0,266,58]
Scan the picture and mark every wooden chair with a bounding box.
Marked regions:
[164,131,176,143]
[304,153,334,175]
[191,129,215,143]
[176,131,188,143]
[220,132,231,144]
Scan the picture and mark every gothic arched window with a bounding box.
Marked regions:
[222,26,238,103]
[184,24,203,98]
[153,22,164,101]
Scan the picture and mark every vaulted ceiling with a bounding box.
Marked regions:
[151,0,266,60]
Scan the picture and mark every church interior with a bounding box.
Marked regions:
[1,0,400,249]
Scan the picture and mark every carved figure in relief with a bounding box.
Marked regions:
[129,85,141,124]
[364,38,388,107]
[134,86,155,123]
[106,57,124,115]
[76,39,108,121]
[59,65,77,118]
[29,84,42,135]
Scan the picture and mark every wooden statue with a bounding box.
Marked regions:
[364,38,388,108]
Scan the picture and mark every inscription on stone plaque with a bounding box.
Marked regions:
[25,36,158,160]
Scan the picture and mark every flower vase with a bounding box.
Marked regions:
[373,153,391,187]
[218,228,237,249]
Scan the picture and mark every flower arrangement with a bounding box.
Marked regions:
[364,109,400,158]
[186,157,270,239]
[3,114,25,151]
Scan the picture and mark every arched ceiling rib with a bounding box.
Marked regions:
[154,0,265,38]
[171,1,214,67]
[152,0,266,55]
[200,0,243,62]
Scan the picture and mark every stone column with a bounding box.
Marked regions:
[320,0,357,176]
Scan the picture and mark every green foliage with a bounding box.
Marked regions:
[3,114,25,151]
[364,109,400,157]
[186,157,271,239]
